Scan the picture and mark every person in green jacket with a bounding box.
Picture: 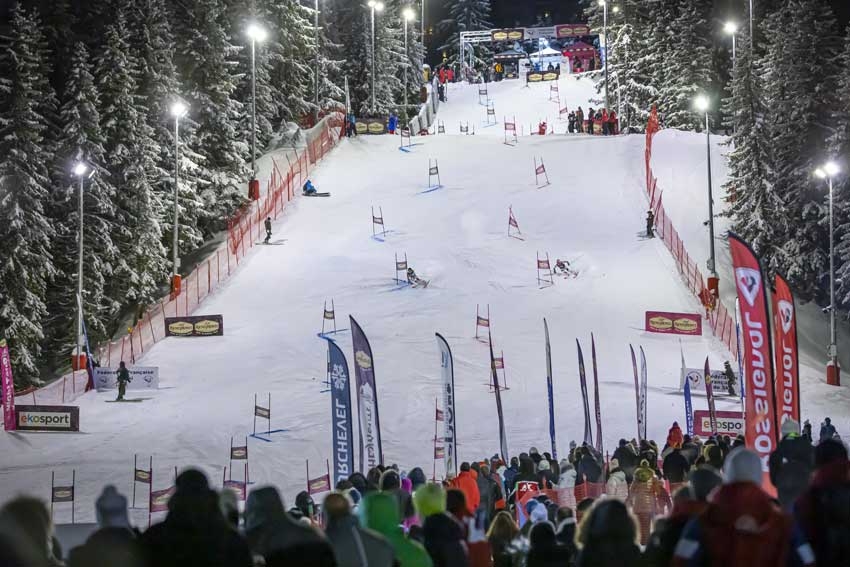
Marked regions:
[116,361,131,401]
[360,492,433,567]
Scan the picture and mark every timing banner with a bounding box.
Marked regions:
[644,311,702,336]
[436,333,458,477]
[94,367,159,391]
[164,315,224,337]
[350,316,384,472]
[327,340,354,486]
[772,274,800,426]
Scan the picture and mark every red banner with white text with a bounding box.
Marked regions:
[772,274,800,426]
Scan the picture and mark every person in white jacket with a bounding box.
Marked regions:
[557,462,577,489]
[606,458,629,500]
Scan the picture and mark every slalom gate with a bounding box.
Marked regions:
[399,127,412,150]
[485,351,509,391]
[478,84,489,105]
[226,436,250,491]
[537,252,555,287]
[32,117,346,405]
[372,206,387,237]
[643,106,738,360]
[428,159,441,188]
[148,467,177,527]
[437,120,446,134]
[558,100,569,121]
[322,299,337,334]
[306,460,332,496]
[131,455,153,509]
[395,253,410,284]
[549,82,560,102]
[504,117,518,145]
[534,157,550,187]
[251,393,287,441]
[475,304,491,340]
[459,121,474,135]
[51,470,76,523]
[508,206,523,240]
[485,101,497,126]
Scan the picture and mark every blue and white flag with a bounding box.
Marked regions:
[436,333,458,477]
[350,316,383,472]
[327,339,354,486]
[544,319,557,459]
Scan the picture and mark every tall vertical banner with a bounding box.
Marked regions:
[1,339,16,431]
[488,329,510,462]
[639,346,648,441]
[729,233,778,490]
[704,357,718,435]
[591,334,603,454]
[349,317,384,472]
[435,333,458,477]
[630,345,640,440]
[680,344,693,436]
[576,340,593,446]
[543,320,557,459]
[772,274,800,426]
[327,340,354,486]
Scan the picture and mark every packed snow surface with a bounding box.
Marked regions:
[1,75,846,524]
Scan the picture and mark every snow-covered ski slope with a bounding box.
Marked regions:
[1,75,846,522]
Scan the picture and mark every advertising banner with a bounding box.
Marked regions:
[644,311,702,336]
[436,333,458,477]
[591,334,603,455]
[491,28,525,42]
[354,117,388,135]
[680,367,741,396]
[543,320,557,460]
[630,345,640,440]
[94,367,159,391]
[576,340,592,446]
[164,315,224,337]
[15,405,80,432]
[1,339,16,431]
[526,70,561,83]
[327,339,354,486]
[555,24,591,38]
[489,329,510,462]
[350,316,383,472]
[694,410,744,438]
[729,233,778,490]
[639,347,648,441]
[773,274,800,426]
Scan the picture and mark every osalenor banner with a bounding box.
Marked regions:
[694,410,744,438]
[489,329,510,462]
[591,334,603,455]
[630,345,640,440]
[729,233,778,490]
[15,405,80,432]
[350,316,383,472]
[576,340,593,446]
[773,274,800,426]
[639,347,648,442]
[543,320,557,460]
[644,311,702,336]
[327,339,354,486]
[436,333,458,477]
[679,367,741,396]
[94,367,159,391]
[1,339,16,431]
[164,315,224,337]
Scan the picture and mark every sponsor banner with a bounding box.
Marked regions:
[350,317,383,472]
[704,358,718,435]
[308,474,331,495]
[354,117,388,135]
[680,367,741,396]
[223,479,246,501]
[491,28,525,42]
[134,469,152,484]
[254,405,270,419]
[694,410,744,438]
[1,339,16,431]
[15,405,80,432]
[639,347,648,441]
[544,320,557,460]
[645,311,703,336]
[327,339,355,486]
[524,26,555,40]
[164,315,224,337]
[150,486,175,513]
[94,367,159,391]
[489,329,510,462]
[230,446,248,460]
[526,70,561,83]
[773,274,800,426]
[576,340,592,446]
[630,345,640,440]
[591,334,603,455]
[52,485,75,503]
[555,24,591,38]
[436,334,458,477]
[681,345,693,436]
[729,233,778,492]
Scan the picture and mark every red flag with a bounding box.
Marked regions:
[773,274,800,426]
[308,474,331,495]
[729,234,778,492]
[435,407,444,422]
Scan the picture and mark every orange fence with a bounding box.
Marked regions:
[27,117,346,405]
[644,108,738,362]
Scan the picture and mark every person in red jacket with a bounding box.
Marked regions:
[439,66,447,84]
[451,462,481,516]
[666,421,685,450]
[608,110,618,135]
[673,447,816,567]
[447,68,455,83]
[601,109,609,135]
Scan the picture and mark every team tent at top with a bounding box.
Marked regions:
[561,41,598,73]
[527,46,564,66]
[494,47,527,62]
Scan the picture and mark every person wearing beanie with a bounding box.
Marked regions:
[663,446,691,484]
[605,458,628,500]
[360,492,433,567]
[794,438,850,565]
[450,462,480,516]
[575,499,642,567]
[324,492,395,567]
[666,421,685,450]
[673,448,815,567]
[769,418,814,508]
[536,458,555,488]
[529,446,542,466]
[381,468,415,524]
[627,459,672,545]
[413,484,468,567]
[527,520,574,567]
[69,485,142,567]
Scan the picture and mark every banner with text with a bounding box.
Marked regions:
[436,333,458,477]
[15,405,80,432]
[1,339,15,431]
[694,410,744,438]
[350,316,383,472]
[645,311,702,336]
[772,274,800,426]
[164,315,224,337]
[94,367,159,391]
[327,340,354,486]
[489,329,510,462]
[576,340,593,446]
[543,320,557,460]
[680,367,741,396]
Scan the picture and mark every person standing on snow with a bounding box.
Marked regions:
[646,210,655,238]
[819,417,837,442]
[264,217,272,243]
[116,361,131,401]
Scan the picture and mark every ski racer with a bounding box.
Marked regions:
[116,361,131,401]
[646,210,655,238]
[264,217,272,243]
[303,180,317,195]
[554,259,571,275]
[407,267,424,286]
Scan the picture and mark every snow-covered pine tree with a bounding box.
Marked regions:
[371,0,405,114]
[314,1,346,115]
[0,5,58,384]
[439,0,492,70]
[45,42,119,359]
[399,1,425,122]
[328,0,372,115]
[95,14,168,313]
[830,26,850,308]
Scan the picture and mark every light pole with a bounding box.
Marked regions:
[314,0,321,123]
[72,161,92,367]
[403,7,415,115]
[368,1,385,114]
[246,23,267,179]
[599,0,610,110]
[815,161,841,385]
[724,21,738,63]
[421,0,425,47]
[694,94,716,277]
[749,0,754,49]
[170,101,188,293]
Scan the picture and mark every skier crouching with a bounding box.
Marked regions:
[407,267,424,286]
[303,179,317,195]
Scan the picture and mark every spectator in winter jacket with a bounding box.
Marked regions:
[409,467,428,492]
[612,439,638,483]
[554,506,578,560]
[486,511,519,567]
[557,461,577,488]
[68,485,143,567]
[794,438,850,565]
[361,492,433,567]
[608,110,618,135]
[414,483,469,567]
[663,448,690,483]
[0,496,63,567]
[527,521,574,567]
[575,499,642,567]
[574,498,595,524]
[451,463,480,516]
[502,458,519,491]
[536,459,555,488]
[324,492,394,567]
[801,420,813,443]
[576,446,602,484]
[244,486,335,567]
[627,460,672,545]
[673,447,816,567]
[769,419,814,510]
[388,113,398,134]
[380,469,414,523]
[680,435,701,466]
[666,422,685,450]
[819,417,837,442]
[605,459,628,500]
[601,109,609,135]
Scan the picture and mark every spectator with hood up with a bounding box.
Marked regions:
[324,491,395,567]
[361,491,432,567]
[414,483,469,567]
[575,499,642,567]
[68,485,143,567]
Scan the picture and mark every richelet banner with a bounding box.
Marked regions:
[591,334,603,455]
[576,340,593,446]
[544,320,557,460]
[350,316,384,472]
[729,233,778,491]
[327,339,354,486]
[436,333,458,477]
[773,274,800,426]
[1,339,15,431]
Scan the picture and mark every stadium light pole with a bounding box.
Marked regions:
[724,21,738,63]
[599,0,610,111]
[72,161,92,367]
[170,100,188,293]
[368,1,385,114]
[815,161,841,385]
[246,23,268,179]
[421,0,425,47]
[314,0,321,124]
[403,7,416,115]
[694,94,716,277]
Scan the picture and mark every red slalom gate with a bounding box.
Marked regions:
[504,117,518,145]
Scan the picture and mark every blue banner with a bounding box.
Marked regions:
[327,339,354,486]
[489,329,509,462]
[576,339,592,446]
[684,375,694,436]
[350,316,383,472]
[436,333,458,477]
[639,346,648,441]
[544,319,557,459]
